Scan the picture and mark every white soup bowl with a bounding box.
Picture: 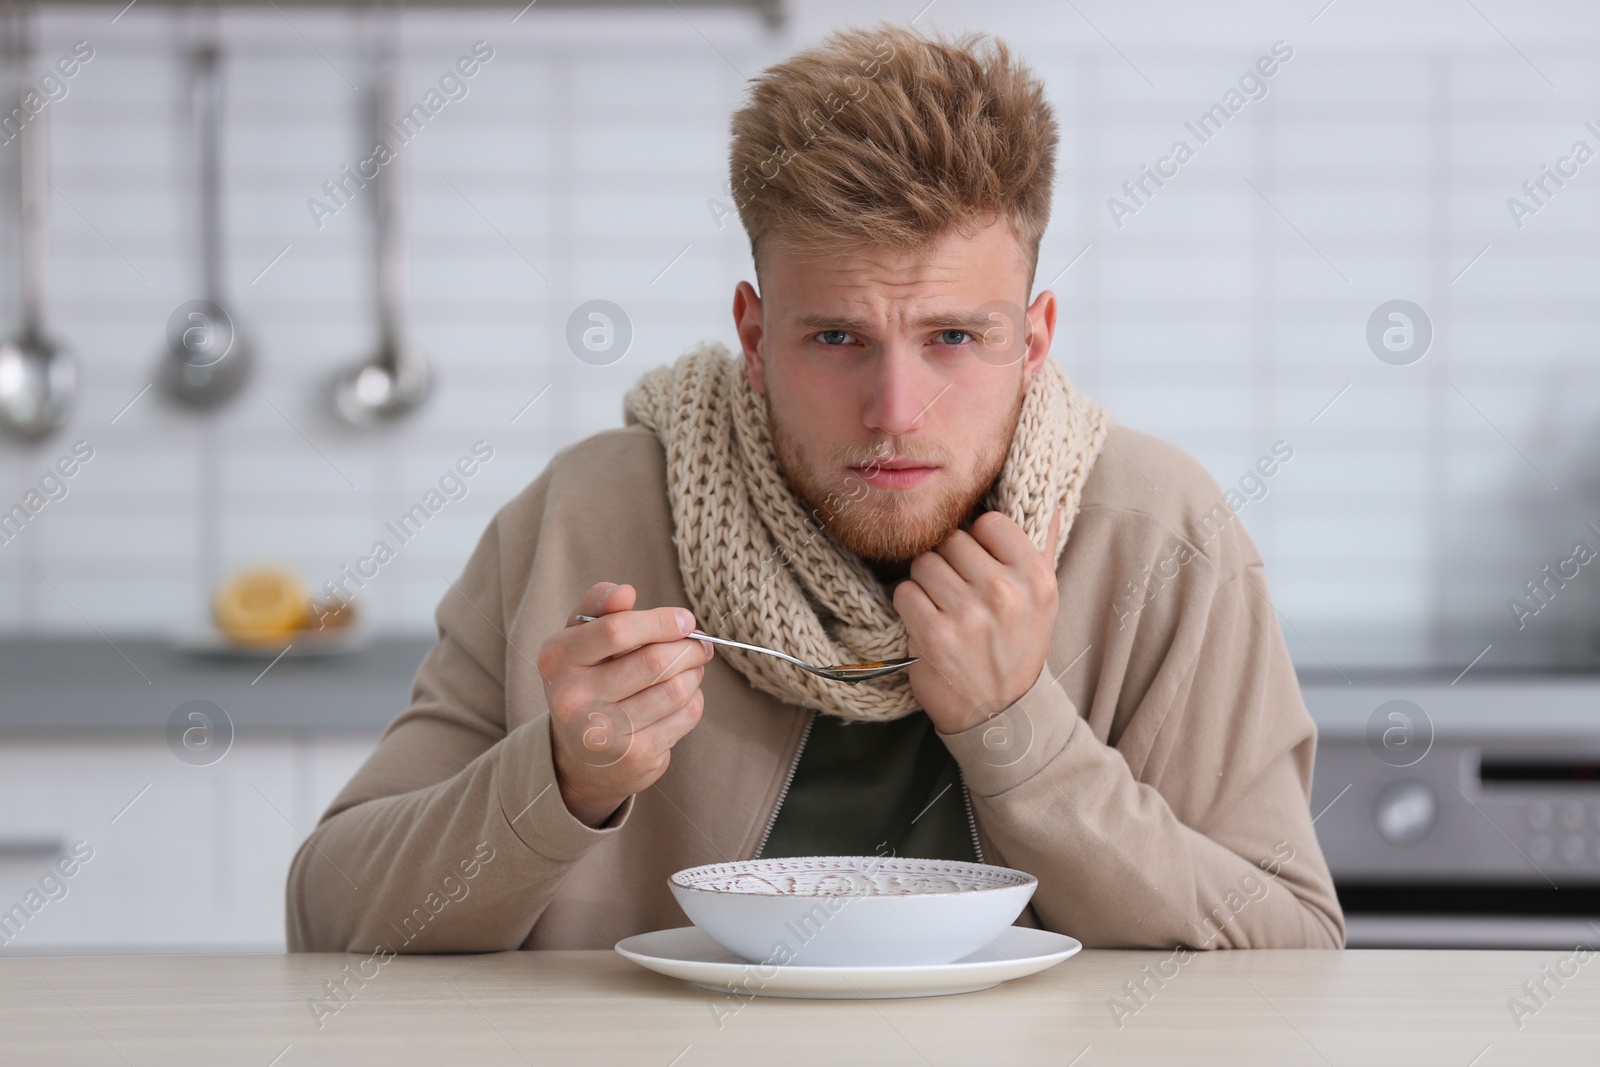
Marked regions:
[668,856,1037,967]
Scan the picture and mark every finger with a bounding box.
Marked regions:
[636,689,706,752]
[588,634,710,699]
[617,681,707,748]
[907,549,969,612]
[893,578,940,628]
[570,687,703,777]
[632,683,708,755]
[968,510,1038,569]
[610,664,706,732]
[570,606,695,667]
[551,661,702,766]
[933,527,1006,586]
[570,581,631,626]
[1047,504,1062,561]
[596,581,635,616]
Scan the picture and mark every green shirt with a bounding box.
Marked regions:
[755,709,979,863]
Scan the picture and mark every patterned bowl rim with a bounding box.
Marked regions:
[668,855,1037,897]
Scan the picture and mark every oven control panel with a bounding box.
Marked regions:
[1311,739,1600,882]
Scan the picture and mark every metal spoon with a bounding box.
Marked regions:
[575,615,918,685]
[159,34,251,409]
[331,12,429,428]
[0,9,75,442]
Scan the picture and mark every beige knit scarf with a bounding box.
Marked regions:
[623,341,1110,724]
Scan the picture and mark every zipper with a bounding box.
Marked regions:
[753,709,815,859]
[959,772,984,864]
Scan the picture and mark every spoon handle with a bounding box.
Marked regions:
[573,614,814,671]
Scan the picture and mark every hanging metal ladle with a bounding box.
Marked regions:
[0,8,76,442]
[331,15,429,428]
[158,35,250,410]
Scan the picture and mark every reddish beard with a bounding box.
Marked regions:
[764,381,1026,562]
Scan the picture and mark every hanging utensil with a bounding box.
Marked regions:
[158,30,250,409]
[331,11,429,428]
[0,5,75,442]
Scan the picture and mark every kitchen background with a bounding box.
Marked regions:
[0,0,1597,953]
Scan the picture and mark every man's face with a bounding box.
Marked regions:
[733,218,1056,563]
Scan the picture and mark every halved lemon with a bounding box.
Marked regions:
[213,567,310,646]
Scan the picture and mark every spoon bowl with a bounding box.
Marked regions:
[161,320,251,409]
[0,330,74,441]
[331,345,429,428]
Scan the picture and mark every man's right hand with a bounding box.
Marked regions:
[538,582,714,828]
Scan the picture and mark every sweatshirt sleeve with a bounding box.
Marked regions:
[940,563,1346,950]
[284,469,634,954]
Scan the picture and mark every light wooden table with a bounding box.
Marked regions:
[1,948,1596,1065]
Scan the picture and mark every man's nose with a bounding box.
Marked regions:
[862,345,939,437]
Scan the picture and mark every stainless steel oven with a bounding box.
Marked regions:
[1304,675,1600,948]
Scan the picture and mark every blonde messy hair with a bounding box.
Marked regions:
[729,23,1057,285]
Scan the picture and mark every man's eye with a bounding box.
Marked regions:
[817,330,853,346]
[936,329,973,346]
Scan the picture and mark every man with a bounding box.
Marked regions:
[287,24,1344,954]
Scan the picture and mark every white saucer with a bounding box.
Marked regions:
[614,925,1080,999]
[169,626,369,659]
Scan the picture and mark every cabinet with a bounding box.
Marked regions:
[0,734,380,952]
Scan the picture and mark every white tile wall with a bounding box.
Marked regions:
[0,2,1597,675]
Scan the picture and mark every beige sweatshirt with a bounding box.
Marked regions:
[285,422,1345,953]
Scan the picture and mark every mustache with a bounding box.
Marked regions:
[833,441,948,468]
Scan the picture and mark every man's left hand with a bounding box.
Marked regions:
[893,505,1061,735]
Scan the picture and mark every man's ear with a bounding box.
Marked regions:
[1022,288,1057,388]
[733,280,765,394]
